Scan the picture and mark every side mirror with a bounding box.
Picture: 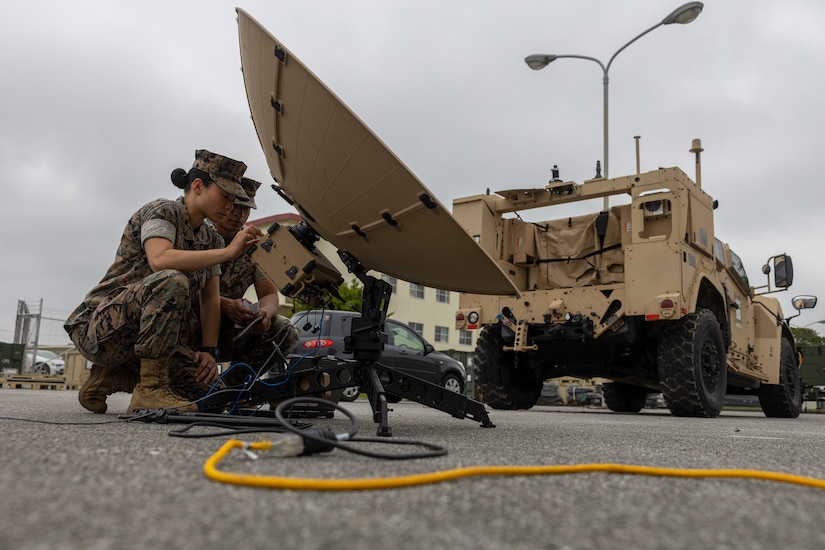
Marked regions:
[773,255,793,288]
[425,343,435,354]
[792,295,818,311]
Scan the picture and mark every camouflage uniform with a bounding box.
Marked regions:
[215,250,299,377]
[210,176,298,380]
[66,149,250,413]
[64,197,224,391]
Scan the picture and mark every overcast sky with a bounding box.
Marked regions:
[3,0,824,346]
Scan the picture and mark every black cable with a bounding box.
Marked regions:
[273,397,448,460]
[168,422,300,439]
[0,415,126,426]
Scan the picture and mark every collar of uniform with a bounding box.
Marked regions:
[174,196,213,248]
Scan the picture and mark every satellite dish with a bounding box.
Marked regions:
[236,9,517,296]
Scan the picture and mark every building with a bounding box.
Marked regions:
[248,213,476,367]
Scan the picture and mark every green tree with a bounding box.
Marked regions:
[790,327,825,347]
[292,279,363,313]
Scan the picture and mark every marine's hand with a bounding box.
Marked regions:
[225,298,255,325]
[253,309,272,333]
[193,350,220,384]
[227,225,263,258]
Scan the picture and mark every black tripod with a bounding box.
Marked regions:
[202,251,495,436]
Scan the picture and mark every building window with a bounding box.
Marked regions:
[436,289,450,304]
[381,274,397,294]
[434,325,449,344]
[409,282,424,299]
[459,330,473,346]
[409,322,423,336]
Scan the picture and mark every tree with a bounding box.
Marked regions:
[790,327,825,347]
[292,279,363,313]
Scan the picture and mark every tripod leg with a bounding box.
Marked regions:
[360,364,392,437]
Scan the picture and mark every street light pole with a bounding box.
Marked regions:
[525,2,703,209]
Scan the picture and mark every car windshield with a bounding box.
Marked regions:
[28,349,58,359]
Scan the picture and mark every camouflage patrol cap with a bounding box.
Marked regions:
[237,177,262,209]
[192,149,249,201]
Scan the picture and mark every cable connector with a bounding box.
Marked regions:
[264,427,338,457]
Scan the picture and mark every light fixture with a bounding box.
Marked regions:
[662,2,704,25]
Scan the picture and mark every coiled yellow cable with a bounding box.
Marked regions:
[204,439,825,492]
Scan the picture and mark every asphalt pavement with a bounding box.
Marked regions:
[2,388,825,549]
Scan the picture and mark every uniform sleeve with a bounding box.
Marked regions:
[141,218,177,245]
[253,267,268,282]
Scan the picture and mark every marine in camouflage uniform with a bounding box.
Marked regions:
[206,177,299,387]
[65,150,253,413]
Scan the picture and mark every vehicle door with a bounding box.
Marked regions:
[381,320,438,383]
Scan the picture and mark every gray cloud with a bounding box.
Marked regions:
[2,0,824,344]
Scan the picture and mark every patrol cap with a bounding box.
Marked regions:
[192,149,249,201]
[237,177,262,209]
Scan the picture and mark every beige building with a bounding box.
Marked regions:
[248,213,477,367]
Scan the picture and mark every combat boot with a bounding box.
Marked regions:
[127,357,198,413]
[78,364,139,414]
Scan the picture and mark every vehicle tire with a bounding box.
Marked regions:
[658,308,727,417]
[441,373,464,394]
[602,382,647,413]
[474,324,542,410]
[340,386,360,402]
[33,363,50,376]
[758,339,802,418]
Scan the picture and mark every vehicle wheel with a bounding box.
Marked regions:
[602,382,647,413]
[474,324,542,410]
[758,339,802,418]
[33,363,50,376]
[441,373,464,394]
[340,386,360,402]
[658,308,727,417]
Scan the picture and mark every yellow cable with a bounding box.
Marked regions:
[204,439,825,492]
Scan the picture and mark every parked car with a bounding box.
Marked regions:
[290,310,467,402]
[26,349,65,376]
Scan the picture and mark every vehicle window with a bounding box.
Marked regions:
[388,322,425,351]
[729,249,749,288]
[714,238,725,265]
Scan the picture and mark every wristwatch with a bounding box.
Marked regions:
[200,346,220,359]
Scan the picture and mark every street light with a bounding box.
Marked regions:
[525,2,704,208]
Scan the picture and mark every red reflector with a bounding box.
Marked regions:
[303,339,333,349]
[468,324,478,330]
[660,298,674,309]
[645,314,660,321]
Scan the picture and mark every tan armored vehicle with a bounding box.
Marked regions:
[454,139,813,418]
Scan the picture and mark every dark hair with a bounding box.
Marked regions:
[170,168,214,191]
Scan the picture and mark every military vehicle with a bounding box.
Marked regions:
[454,138,815,418]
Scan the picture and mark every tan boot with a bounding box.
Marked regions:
[127,357,198,413]
[78,364,139,414]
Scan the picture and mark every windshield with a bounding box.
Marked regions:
[729,249,750,288]
[28,349,58,359]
